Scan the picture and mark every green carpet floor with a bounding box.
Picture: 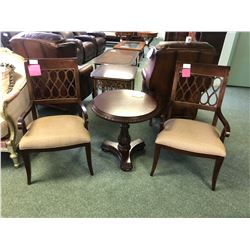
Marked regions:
[1,39,250,218]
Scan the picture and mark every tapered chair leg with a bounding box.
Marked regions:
[85,143,94,175]
[21,150,31,185]
[150,144,161,176]
[211,157,224,191]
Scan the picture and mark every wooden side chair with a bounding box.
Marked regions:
[18,58,94,185]
[150,63,231,191]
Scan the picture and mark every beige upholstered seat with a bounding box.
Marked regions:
[150,63,231,191]
[156,119,226,157]
[19,115,90,150]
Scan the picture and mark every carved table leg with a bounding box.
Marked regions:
[101,123,145,171]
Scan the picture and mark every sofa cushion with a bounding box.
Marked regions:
[0,48,27,139]
[0,116,9,138]
[1,65,11,94]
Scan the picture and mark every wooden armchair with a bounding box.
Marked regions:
[18,58,94,185]
[141,41,217,119]
[150,63,230,191]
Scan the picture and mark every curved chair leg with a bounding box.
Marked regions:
[9,149,20,168]
[21,150,31,185]
[7,141,20,168]
[211,157,224,191]
[150,144,161,176]
[85,143,94,175]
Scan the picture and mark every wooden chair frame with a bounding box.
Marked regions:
[18,58,93,184]
[150,62,231,191]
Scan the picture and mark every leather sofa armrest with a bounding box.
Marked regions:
[78,64,94,100]
[63,38,84,64]
[57,42,77,58]
[74,35,96,44]
[87,32,106,38]
[64,38,83,49]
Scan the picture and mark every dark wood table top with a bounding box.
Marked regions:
[91,64,137,81]
[92,89,158,123]
[137,32,158,38]
[93,49,139,66]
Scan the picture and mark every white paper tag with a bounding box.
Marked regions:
[29,59,38,65]
[182,64,191,77]
[183,63,191,69]
[185,36,192,43]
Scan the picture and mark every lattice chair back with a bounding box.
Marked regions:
[169,62,230,125]
[24,58,80,105]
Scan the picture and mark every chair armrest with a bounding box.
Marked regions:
[216,108,230,141]
[78,64,93,76]
[76,102,88,129]
[17,102,34,134]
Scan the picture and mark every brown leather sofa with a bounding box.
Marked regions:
[142,41,217,118]
[74,32,106,56]
[9,32,80,62]
[9,32,94,100]
[54,31,97,63]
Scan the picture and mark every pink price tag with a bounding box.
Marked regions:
[182,68,191,77]
[28,64,41,76]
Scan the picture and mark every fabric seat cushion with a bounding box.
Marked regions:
[19,115,90,150]
[0,116,9,138]
[155,118,226,157]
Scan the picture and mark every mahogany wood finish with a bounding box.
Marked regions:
[137,32,158,45]
[164,32,227,63]
[92,89,158,171]
[18,58,94,184]
[91,64,137,97]
[115,32,157,46]
[141,41,217,119]
[150,63,230,191]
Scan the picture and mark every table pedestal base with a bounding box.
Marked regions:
[101,139,145,171]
